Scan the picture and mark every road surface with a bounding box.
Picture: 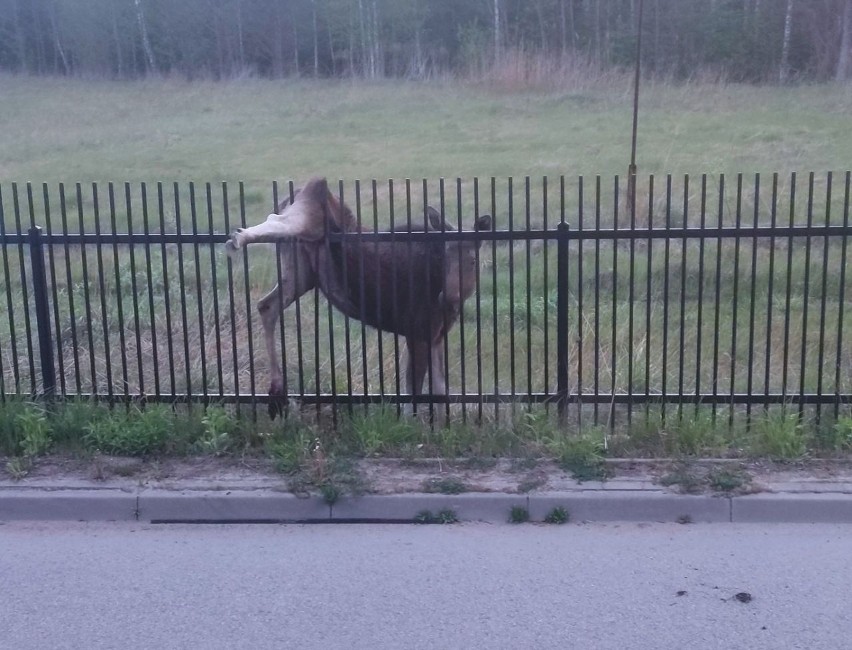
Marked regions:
[1,521,849,649]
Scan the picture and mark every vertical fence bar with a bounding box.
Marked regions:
[507,176,516,418]
[28,226,56,396]
[645,175,654,425]
[763,174,779,412]
[42,184,66,397]
[745,174,760,425]
[271,181,289,412]
[13,185,36,393]
[815,172,833,426]
[421,179,435,421]
[781,173,796,404]
[661,175,671,425]
[284,181,305,404]
[141,183,161,399]
[93,183,115,402]
[728,175,743,428]
[541,176,549,409]
[77,184,98,394]
[455,177,467,423]
[677,175,689,423]
[389,179,401,416]
[0,186,21,395]
[575,176,583,427]
[627,172,637,428]
[834,172,851,421]
[610,176,620,433]
[340,180,354,416]
[593,176,601,425]
[173,183,192,400]
[206,183,224,398]
[524,176,533,412]
[309,179,322,420]
[356,180,369,415]
[157,183,176,397]
[711,175,724,425]
[373,179,385,404]
[490,177,499,423]
[556,218,570,421]
[695,175,707,417]
[125,183,144,398]
[239,183,257,417]
[324,182,338,429]
[222,183,241,411]
[108,184,130,401]
[473,177,485,423]
[798,173,815,420]
[189,183,208,402]
[59,184,82,394]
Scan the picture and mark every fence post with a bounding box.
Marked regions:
[28,226,56,397]
[556,221,570,421]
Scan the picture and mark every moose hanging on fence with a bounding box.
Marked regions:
[225,177,492,417]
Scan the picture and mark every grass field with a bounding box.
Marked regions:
[2,74,851,184]
[1,75,851,458]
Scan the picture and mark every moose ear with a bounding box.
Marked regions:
[475,214,493,231]
[426,205,444,230]
[302,176,329,201]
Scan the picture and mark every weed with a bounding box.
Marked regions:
[547,434,611,483]
[414,510,435,524]
[436,509,459,524]
[509,505,530,523]
[6,456,31,480]
[423,477,469,495]
[17,406,52,457]
[543,506,569,524]
[814,416,852,453]
[708,467,751,493]
[349,406,421,455]
[0,399,33,455]
[194,407,237,456]
[49,399,107,447]
[749,410,807,460]
[83,405,174,456]
[660,464,705,494]
[319,482,341,506]
[414,509,458,524]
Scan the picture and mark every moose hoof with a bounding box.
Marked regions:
[268,380,286,420]
[224,230,243,258]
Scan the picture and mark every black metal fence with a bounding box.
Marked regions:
[1,173,850,429]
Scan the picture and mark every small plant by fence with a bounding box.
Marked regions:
[0,172,850,434]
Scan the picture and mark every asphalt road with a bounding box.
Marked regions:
[1,522,849,650]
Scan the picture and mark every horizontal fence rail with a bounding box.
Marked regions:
[0,173,850,432]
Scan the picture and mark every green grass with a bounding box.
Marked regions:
[3,75,851,185]
[1,76,851,462]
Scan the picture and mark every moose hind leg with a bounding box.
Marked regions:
[429,340,448,397]
[404,338,430,415]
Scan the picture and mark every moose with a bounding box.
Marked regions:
[226,177,492,416]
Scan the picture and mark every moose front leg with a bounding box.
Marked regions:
[257,285,286,418]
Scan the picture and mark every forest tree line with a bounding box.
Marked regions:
[0,0,850,83]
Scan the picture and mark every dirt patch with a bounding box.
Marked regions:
[3,454,852,495]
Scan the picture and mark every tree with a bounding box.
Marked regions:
[838,0,851,81]
[134,0,157,74]
[779,0,794,82]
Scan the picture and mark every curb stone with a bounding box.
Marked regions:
[2,486,852,524]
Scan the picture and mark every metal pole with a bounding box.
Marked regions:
[628,0,645,215]
[556,220,570,421]
[28,226,56,397]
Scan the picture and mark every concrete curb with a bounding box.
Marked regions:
[3,486,852,523]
